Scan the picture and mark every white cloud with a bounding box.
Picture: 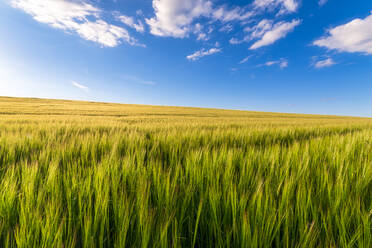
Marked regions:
[75,20,142,47]
[314,13,372,54]
[248,19,274,39]
[239,55,252,64]
[193,23,210,40]
[146,0,212,38]
[318,0,328,6]
[146,0,252,38]
[122,75,157,85]
[10,0,142,47]
[265,61,276,66]
[72,81,89,92]
[145,0,301,51]
[230,19,300,47]
[279,60,288,68]
[229,37,242,45]
[212,6,253,22]
[250,19,301,49]
[263,58,288,68]
[197,32,208,41]
[118,15,145,33]
[253,0,299,14]
[280,0,299,13]
[219,23,234,33]
[10,0,303,52]
[186,47,221,61]
[313,58,335,68]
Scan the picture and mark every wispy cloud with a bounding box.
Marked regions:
[249,19,301,49]
[253,0,300,15]
[71,81,89,92]
[117,14,145,33]
[313,58,336,68]
[122,75,156,85]
[239,55,252,64]
[318,0,328,6]
[229,18,301,49]
[9,0,144,47]
[186,47,221,61]
[259,58,288,68]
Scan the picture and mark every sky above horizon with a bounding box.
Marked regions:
[1,0,372,116]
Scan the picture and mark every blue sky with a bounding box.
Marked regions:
[1,0,372,116]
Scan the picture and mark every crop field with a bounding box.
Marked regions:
[0,96,371,247]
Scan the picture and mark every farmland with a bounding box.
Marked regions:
[0,96,371,247]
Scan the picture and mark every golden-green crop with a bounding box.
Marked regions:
[0,96,371,247]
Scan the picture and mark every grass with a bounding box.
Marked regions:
[0,96,371,247]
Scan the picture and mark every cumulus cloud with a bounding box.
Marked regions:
[249,19,301,49]
[145,0,302,53]
[146,0,252,38]
[313,13,372,54]
[10,0,142,47]
[118,15,145,33]
[186,47,221,61]
[72,81,89,92]
[146,0,212,38]
[313,58,335,68]
[10,0,303,53]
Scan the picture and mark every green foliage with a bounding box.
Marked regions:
[0,97,371,247]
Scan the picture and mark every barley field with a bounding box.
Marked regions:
[0,96,371,247]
